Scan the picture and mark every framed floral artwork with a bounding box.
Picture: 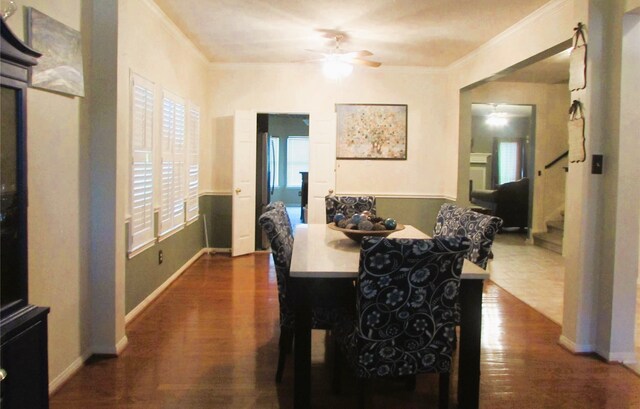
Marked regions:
[336,104,407,159]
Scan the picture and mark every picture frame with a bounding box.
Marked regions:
[336,104,407,160]
[27,7,85,97]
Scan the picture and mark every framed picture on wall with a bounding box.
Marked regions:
[27,7,85,97]
[335,104,407,159]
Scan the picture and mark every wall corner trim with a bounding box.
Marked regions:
[125,248,208,324]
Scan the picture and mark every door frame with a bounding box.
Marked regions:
[231,109,336,255]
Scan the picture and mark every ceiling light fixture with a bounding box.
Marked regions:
[1,0,17,20]
[486,105,508,127]
[323,55,353,80]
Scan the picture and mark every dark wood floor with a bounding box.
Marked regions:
[51,253,640,408]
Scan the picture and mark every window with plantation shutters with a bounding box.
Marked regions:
[186,104,200,222]
[128,73,155,254]
[159,90,186,236]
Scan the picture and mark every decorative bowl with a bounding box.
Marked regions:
[328,222,405,243]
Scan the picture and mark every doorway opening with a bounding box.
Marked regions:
[255,113,309,250]
[469,103,534,233]
[459,44,571,330]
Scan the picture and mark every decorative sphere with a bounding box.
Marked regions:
[350,213,363,224]
[358,220,374,231]
[333,213,345,224]
[361,210,371,219]
[384,218,397,230]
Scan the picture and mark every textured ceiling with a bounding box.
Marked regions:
[153,0,552,67]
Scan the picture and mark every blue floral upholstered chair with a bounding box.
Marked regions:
[325,195,377,223]
[432,203,502,325]
[432,203,503,269]
[265,201,292,235]
[334,236,471,408]
[259,208,354,383]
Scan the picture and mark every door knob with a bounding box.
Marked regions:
[0,368,7,382]
[235,188,241,194]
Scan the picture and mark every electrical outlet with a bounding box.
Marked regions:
[159,250,164,264]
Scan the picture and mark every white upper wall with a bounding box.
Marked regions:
[118,0,211,211]
[208,64,451,198]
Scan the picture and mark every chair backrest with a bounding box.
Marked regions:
[433,203,503,269]
[265,201,292,235]
[325,195,376,223]
[351,236,471,378]
[258,208,294,328]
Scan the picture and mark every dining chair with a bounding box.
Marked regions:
[258,209,354,383]
[265,201,292,235]
[334,236,471,408]
[325,195,377,223]
[432,203,503,269]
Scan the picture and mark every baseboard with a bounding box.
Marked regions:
[558,335,594,353]
[125,248,208,325]
[48,350,92,394]
[49,249,209,395]
[116,335,129,354]
[211,247,231,253]
[600,350,637,364]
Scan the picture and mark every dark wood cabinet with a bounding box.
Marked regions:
[300,172,308,222]
[0,19,50,409]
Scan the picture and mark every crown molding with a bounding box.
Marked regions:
[140,0,209,65]
[448,0,571,70]
[208,61,445,75]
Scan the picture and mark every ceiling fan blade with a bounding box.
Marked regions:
[340,50,373,58]
[349,58,382,68]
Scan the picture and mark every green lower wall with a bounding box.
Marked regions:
[124,195,448,315]
[376,197,451,235]
[125,194,230,314]
[200,194,232,249]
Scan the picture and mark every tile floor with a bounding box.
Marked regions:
[487,231,640,374]
[285,204,303,232]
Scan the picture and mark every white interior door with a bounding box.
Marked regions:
[232,110,257,256]
[307,112,336,224]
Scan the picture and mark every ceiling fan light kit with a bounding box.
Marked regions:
[305,33,380,80]
[323,55,354,79]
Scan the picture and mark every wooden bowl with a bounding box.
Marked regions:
[328,222,405,243]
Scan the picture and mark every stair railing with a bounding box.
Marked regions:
[544,150,569,172]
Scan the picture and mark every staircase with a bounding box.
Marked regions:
[533,219,564,254]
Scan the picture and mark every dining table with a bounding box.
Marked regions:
[289,223,488,409]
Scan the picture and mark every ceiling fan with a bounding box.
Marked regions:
[304,34,381,78]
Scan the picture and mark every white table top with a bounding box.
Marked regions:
[290,224,489,280]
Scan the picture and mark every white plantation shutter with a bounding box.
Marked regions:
[159,91,186,236]
[186,105,200,221]
[129,74,155,253]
